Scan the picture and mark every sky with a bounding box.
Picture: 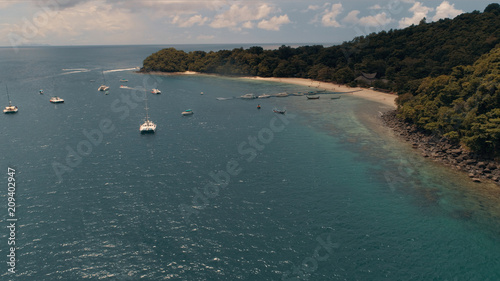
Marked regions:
[0,0,496,46]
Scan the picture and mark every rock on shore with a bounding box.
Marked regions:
[381,110,500,186]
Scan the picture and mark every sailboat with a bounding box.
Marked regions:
[98,70,110,92]
[140,89,156,134]
[3,85,18,114]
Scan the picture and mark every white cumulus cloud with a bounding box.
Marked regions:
[209,4,273,30]
[399,2,434,28]
[433,1,463,21]
[2,1,141,45]
[343,10,392,27]
[172,14,209,28]
[208,3,290,31]
[307,5,321,11]
[257,15,291,31]
[321,3,343,27]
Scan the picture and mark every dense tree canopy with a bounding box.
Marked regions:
[398,45,500,157]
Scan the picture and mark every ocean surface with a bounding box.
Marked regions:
[1,45,500,281]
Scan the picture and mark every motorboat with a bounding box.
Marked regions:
[240,93,256,99]
[49,97,64,103]
[182,109,194,116]
[273,107,286,114]
[151,89,161,94]
[276,92,288,97]
[258,94,271,98]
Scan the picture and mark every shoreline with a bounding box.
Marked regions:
[142,71,397,108]
[242,76,397,108]
[382,110,500,186]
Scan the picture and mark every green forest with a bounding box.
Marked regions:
[397,45,500,156]
[142,3,500,157]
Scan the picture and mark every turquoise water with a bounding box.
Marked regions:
[1,46,500,280]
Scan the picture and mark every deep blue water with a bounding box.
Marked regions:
[1,45,500,280]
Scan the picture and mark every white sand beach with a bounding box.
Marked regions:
[244,77,397,108]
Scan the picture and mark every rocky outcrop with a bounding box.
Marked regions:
[382,110,500,186]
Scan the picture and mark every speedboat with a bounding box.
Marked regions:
[182,109,194,116]
[240,93,256,99]
[258,94,271,98]
[273,107,286,114]
[49,97,64,103]
[151,89,161,94]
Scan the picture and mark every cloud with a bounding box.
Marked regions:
[369,4,382,10]
[343,10,392,27]
[307,5,321,11]
[433,1,463,21]
[209,4,273,29]
[242,21,254,29]
[321,3,343,27]
[0,1,19,9]
[23,0,228,17]
[399,2,434,28]
[208,3,290,31]
[343,10,361,24]
[172,14,209,28]
[197,35,215,40]
[257,15,291,31]
[2,1,142,45]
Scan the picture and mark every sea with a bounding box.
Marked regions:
[1,45,500,281]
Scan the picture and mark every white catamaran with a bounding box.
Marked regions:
[140,90,156,133]
[3,85,18,114]
[98,70,110,92]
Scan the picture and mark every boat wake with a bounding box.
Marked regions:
[60,68,91,75]
[103,67,140,73]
